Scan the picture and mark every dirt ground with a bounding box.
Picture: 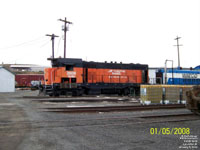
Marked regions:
[0,90,199,150]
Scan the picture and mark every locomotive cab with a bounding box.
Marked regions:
[44,58,84,96]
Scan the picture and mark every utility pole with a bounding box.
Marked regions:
[46,34,59,59]
[174,36,183,69]
[58,17,73,58]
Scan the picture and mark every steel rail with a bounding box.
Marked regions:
[41,104,185,113]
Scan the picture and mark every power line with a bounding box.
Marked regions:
[0,36,46,50]
[56,36,62,57]
[40,40,51,48]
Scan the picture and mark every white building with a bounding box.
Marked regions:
[0,66,15,92]
[148,68,163,84]
[148,68,157,84]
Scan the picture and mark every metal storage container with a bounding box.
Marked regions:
[140,85,193,105]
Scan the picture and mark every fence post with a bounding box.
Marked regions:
[162,87,166,104]
[179,88,183,104]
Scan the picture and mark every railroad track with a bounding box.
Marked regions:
[23,95,128,99]
[0,112,198,132]
[32,98,130,103]
[24,96,132,102]
[41,104,186,113]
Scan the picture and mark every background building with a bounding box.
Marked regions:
[0,66,15,92]
[9,64,46,72]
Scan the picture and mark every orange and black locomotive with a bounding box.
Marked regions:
[43,58,148,96]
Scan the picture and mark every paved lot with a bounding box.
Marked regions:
[0,90,199,150]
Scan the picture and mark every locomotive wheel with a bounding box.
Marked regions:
[72,91,78,96]
[54,93,60,97]
[123,88,129,96]
[53,90,60,97]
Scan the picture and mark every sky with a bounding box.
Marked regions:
[0,0,199,68]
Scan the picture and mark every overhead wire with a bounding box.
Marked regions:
[0,36,51,64]
[56,36,62,57]
[40,39,51,48]
[0,36,47,51]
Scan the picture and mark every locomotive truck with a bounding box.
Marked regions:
[42,58,148,96]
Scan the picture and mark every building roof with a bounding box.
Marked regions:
[0,66,15,75]
[10,64,46,68]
